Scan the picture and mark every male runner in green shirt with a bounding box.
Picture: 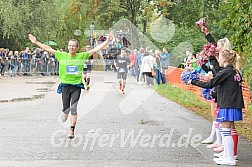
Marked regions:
[28,32,114,138]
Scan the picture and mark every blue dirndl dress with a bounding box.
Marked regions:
[216,108,243,122]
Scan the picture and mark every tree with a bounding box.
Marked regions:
[86,0,126,29]
[220,0,252,86]
[0,0,66,50]
[119,0,142,25]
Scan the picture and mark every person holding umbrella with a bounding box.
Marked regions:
[28,32,114,139]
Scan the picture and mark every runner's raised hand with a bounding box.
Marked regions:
[28,34,37,43]
[107,31,114,41]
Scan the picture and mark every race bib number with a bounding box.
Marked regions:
[84,64,88,68]
[118,68,126,73]
[66,66,78,74]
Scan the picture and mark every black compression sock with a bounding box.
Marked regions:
[70,126,75,131]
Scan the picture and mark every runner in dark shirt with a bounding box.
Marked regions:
[83,45,93,90]
[115,47,130,94]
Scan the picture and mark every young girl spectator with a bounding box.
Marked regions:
[202,26,241,160]
[202,37,233,151]
[189,50,244,166]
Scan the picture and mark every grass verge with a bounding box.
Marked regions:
[156,83,252,142]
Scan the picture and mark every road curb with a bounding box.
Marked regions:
[0,94,45,103]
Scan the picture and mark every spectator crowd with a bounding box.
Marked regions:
[0,47,58,77]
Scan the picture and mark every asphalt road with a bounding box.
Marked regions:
[0,71,251,167]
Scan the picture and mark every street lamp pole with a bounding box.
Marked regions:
[90,22,94,47]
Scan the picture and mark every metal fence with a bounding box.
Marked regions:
[0,57,58,76]
[0,56,119,77]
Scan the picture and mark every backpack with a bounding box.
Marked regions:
[23,52,29,59]
[116,43,122,49]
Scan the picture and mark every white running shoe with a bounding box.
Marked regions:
[213,156,225,162]
[214,152,238,160]
[215,159,236,166]
[201,137,214,144]
[214,151,224,157]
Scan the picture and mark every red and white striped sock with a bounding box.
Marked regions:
[231,128,238,156]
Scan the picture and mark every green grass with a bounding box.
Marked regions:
[155,83,252,142]
[235,105,252,142]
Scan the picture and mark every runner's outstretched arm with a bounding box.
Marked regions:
[28,34,55,54]
[88,31,114,56]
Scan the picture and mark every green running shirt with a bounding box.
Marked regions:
[55,51,89,84]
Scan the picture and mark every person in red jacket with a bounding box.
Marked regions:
[129,50,136,77]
